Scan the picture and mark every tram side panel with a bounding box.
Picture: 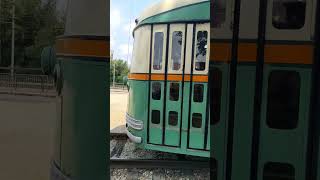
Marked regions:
[127,25,151,146]
[257,0,314,179]
[210,0,317,179]
[148,24,167,145]
[210,0,234,179]
[231,0,260,179]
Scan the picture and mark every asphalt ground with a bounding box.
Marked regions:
[110,88,128,131]
[0,94,57,180]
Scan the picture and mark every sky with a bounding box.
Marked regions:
[111,0,160,64]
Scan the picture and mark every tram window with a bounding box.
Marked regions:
[151,110,161,124]
[171,31,183,71]
[168,111,178,126]
[272,0,306,29]
[211,68,222,125]
[263,162,295,180]
[152,82,161,100]
[193,84,204,102]
[195,31,208,71]
[211,0,226,28]
[266,71,300,130]
[170,83,180,101]
[192,113,202,128]
[153,32,164,70]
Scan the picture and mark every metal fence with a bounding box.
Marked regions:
[110,82,127,90]
[0,73,56,97]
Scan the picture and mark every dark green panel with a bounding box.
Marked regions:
[165,81,182,146]
[211,63,230,180]
[59,58,108,180]
[127,80,149,144]
[189,83,208,149]
[257,65,312,180]
[139,1,210,26]
[181,82,191,150]
[149,81,165,145]
[231,65,256,180]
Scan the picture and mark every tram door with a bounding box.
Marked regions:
[225,0,314,179]
[148,25,168,145]
[148,23,210,150]
[185,23,210,150]
[163,24,186,147]
[148,23,186,146]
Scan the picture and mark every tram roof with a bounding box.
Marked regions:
[136,0,210,26]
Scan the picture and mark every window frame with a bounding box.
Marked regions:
[168,111,179,126]
[193,23,210,75]
[151,110,161,125]
[168,24,185,74]
[265,0,313,41]
[152,32,165,71]
[193,84,204,103]
[192,113,203,128]
[151,25,167,74]
[152,82,162,100]
[169,82,180,102]
[265,70,301,130]
[272,0,307,30]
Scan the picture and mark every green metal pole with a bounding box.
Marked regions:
[49,0,109,179]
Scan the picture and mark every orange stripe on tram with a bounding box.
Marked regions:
[128,73,208,82]
[56,38,109,59]
[128,74,149,80]
[210,42,313,64]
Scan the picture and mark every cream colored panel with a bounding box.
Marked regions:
[211,0,233,40]
[65,0,108,36]
[130,26,151,74]
[193,23,210,75]
[168,24,185,74]
[151,25,167,74]
[185,24,194,75]
[239,0,259,39]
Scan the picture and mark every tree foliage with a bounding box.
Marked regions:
[0,0,66,68]
[110,59,130,84]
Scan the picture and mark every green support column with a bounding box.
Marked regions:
[49,0,109,179]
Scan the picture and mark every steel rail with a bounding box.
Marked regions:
[110,159,210,169]
[110,133,128,140]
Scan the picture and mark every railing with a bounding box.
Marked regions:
[0,73,56,97]
[110,82,127,90]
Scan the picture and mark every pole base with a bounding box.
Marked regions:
[50,161,71,180]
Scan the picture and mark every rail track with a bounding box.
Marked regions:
[110,159,210,169]
[110,132,128,140]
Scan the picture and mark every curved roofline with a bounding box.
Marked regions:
[137,0,209,25]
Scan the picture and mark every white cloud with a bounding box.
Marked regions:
[123,22,136,34]
[113,43,133,62]
[110,9,121,30]
[120,44,133,55]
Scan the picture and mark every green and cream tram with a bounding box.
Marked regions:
[126,0,211,157]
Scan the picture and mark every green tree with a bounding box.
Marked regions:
[0,0,66,69]
[110,59,130,84]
